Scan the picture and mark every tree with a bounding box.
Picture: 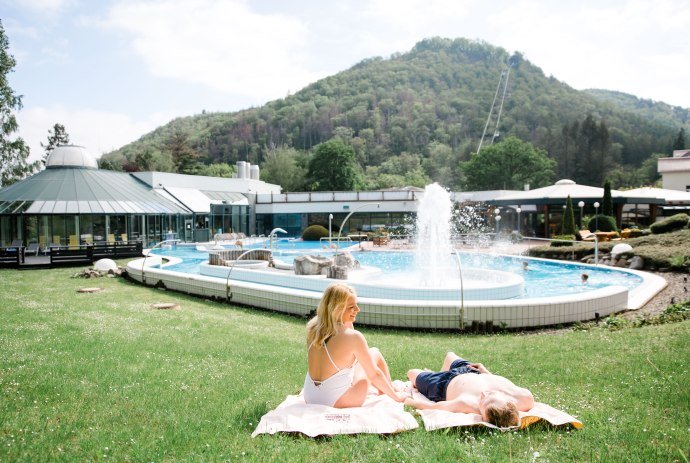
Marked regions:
[164,129,198,174]
[196,162,235,178]
[602,181,613,217]
[260,147,308,191]
[672,128,686,151]
[41,123,70,164]
[307,139,362,191]
[460,137,556,191]
[0,20,39,187]
[561,195,576,236]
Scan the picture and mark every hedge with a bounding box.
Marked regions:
[587,214,617,232]
[650,213,690,234]
[301,224,330,241]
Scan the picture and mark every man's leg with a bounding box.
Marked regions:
[441,351,462,371]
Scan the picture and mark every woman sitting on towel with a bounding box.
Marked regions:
[304,283,407,407]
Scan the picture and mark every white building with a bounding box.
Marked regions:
[658,149,690,192]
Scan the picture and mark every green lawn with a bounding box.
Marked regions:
[0,264,688,462]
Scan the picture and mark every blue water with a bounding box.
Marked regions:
[151,240,643,299]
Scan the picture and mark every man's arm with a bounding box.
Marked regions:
[405,394,479,414]
[469,363,491,374]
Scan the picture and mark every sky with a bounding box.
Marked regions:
[3,0,690,163]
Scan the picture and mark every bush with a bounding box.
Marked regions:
[650,213,690,234]
[587,214,617,232]
[301,224,329,241]
[550,234,575,247]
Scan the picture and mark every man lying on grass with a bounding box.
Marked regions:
[405,352,535,427]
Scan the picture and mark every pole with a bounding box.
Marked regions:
[328,214,333,247]
[337,203,381,252]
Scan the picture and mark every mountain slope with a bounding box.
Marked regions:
[101,37,688,188]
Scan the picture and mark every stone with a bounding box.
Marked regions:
[94,258,118,271]
[628,256,645,270]
[294,255,334,276]
[327,265,349,280]
[615,257,628,268]
[611,243,633,257]
[333,251,360,269]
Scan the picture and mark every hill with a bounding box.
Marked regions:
[100,37,689,190]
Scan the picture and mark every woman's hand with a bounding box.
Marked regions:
[469,363,490,374]
[394,391,408,403]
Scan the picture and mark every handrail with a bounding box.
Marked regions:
[225,248,274,300]
[452,249,465,329]
[140,239,179,284]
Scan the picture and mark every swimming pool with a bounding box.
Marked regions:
[130,243,666,329]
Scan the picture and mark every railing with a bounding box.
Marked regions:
[225,249,274,300]
[140,239,180,284]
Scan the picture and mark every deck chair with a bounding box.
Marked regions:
[120,233,128,243]
[26,242,40,256]
[107,234,116,245]
[53,235,61,246]
[68,235,79,250]
[10,239,23,247]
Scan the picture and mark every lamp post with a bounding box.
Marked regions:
[594,201,600,231]
[495,214,502,235]
[515,207,521,233]
[337,203,381,251]
[328,214,333,247]
[578,201,585,229]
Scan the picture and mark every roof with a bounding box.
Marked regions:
[489,179,665,206]
[45,145,98,170]
[622,187,690,205]
[0,167,190,214]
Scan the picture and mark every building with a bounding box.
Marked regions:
[0,145,280,247]
[658,149,690,192]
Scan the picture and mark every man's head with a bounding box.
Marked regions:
[479,391,520,428]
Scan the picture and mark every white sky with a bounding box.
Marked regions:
[4,0,690,162]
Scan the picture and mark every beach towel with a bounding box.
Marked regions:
[403,382,583,431]
[252,392,419,437]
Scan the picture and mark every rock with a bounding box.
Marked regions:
[333,251,360,269]
[628,256,644,270]
[294,255,334,275]
[615,257,628,268]
[327,265,349,280]
[94,258,118,271]
[611,243,633,257]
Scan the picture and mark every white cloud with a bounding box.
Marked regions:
[100,0,320,102]
[16,106,177,163]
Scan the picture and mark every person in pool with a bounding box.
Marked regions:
[405,352,535,427]
[303,283,407,408]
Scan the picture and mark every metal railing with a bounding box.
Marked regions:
[225,249,274,300]
[140,239,180,284]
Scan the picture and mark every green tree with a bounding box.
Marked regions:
[561,195,576,235]
[41,123,70,165]
[0,20,38,187]
[602,181,613,217]
[672,128,686,151]
[460,137,555,191]
[164,130,198,174]
[260,147,308,191]
[196,162,235,178]
[307,139,362,191]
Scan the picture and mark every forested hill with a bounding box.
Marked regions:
[100,37,689,190]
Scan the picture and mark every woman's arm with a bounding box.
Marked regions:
[348,330,405,402]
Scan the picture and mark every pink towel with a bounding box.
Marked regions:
[252,393,419,437]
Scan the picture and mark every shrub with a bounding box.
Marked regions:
[550,234,575,247]
[650,213,690,234]
[587,214,617,232]
[301,224,329,241]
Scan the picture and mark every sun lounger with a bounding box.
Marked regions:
[26,242,40,256]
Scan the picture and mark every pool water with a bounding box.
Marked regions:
[152,243,642,299]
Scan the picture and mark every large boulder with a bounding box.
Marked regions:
[94,258,117,271]
[628,256,645,270]
[294,255,334,276]
[333,251,360,269]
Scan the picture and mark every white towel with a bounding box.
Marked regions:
[252,392,419,437]
[402,382,583,431]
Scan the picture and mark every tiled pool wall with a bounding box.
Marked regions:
[128,256,635,329]
[197,263,525,301]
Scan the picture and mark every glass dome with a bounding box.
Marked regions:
[45,145,98,169]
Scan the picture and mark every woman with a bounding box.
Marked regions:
[303,283,406,408]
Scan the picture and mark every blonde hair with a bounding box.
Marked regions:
[485,402,520,428]
[306,283,356,347]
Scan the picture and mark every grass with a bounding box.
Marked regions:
[1,263,689,462]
